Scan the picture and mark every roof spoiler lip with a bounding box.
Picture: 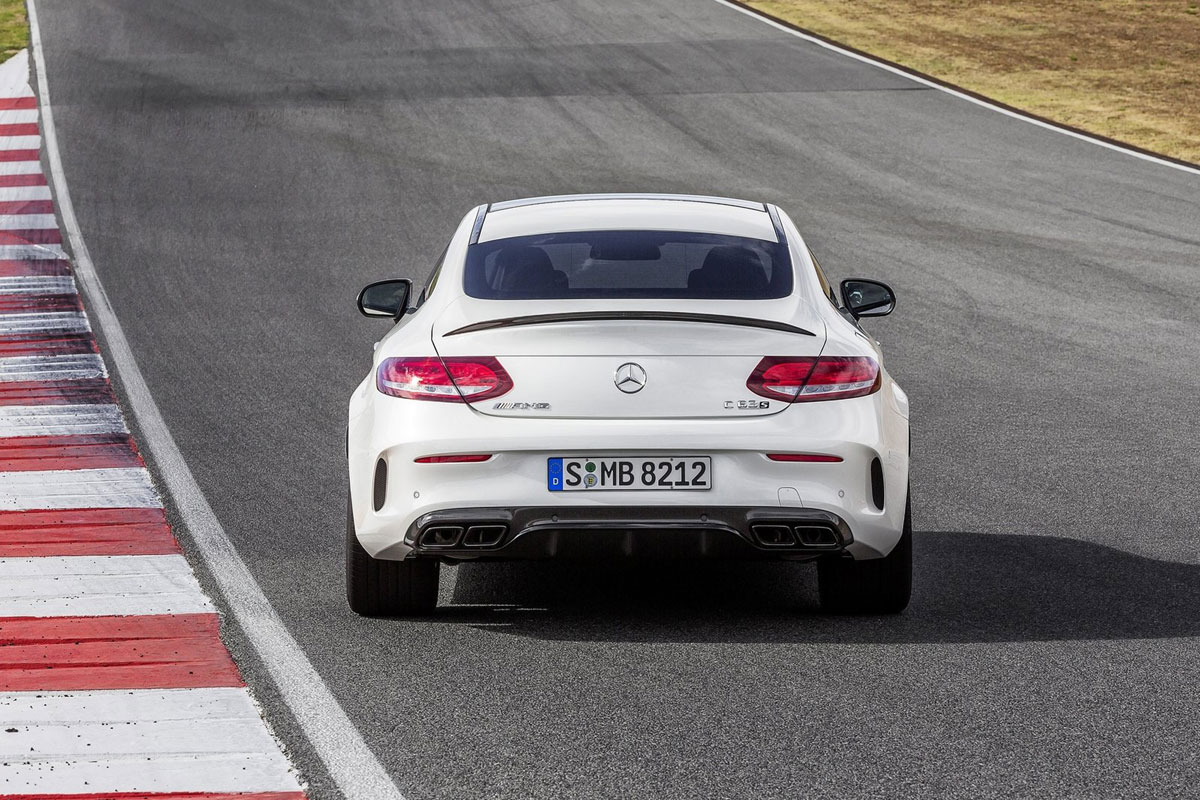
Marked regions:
[442,310,817,337]
[487,193,767,213]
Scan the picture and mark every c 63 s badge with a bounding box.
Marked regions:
[725,399,770,410]
[493,402,551,410]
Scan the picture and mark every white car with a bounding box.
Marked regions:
[347,194,911,616]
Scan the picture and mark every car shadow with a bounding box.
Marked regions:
[429,531,1200,644]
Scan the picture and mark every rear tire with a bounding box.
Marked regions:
[346,494,438,616]
[818,492,912,614]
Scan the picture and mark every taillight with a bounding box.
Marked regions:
[748,356,879,402]
[376,357,512,402]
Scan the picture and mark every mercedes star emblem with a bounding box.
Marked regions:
[614,362,647,394]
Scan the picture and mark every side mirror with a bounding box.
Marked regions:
[357,279,412,319]
[839,278,895,319]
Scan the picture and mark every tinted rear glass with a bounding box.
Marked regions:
[464,230,792,300]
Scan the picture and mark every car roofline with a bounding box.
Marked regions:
[488,193,766,212]
[470,194,780,245]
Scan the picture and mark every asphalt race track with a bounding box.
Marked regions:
[34,0,1200,797]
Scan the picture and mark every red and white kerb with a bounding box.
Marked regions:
[0,50,305,799]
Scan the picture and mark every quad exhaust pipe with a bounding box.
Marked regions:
[751,522,841,549]
[419,523,508,549]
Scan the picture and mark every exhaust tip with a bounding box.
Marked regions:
[420,525,464,548]
[462,524,507,548]
[794,525,840,548]
[752,524,797,547]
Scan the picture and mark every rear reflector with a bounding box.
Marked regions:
[766,453,843,463]
[377,356,512,402]
[414,454,493,463]
[748,356,879,402]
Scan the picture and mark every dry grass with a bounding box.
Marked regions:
[745,0,1200,163]
[0,0,24,62]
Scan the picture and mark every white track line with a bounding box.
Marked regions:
[0,311,88,334]
[0,554,212,615]
[0,405,125,437]
[0,353,105,381]
[27,2,406,797]
[0,274,75,293]
[0,185,51,201]
[0,467,159,510]
[712,0,1200,178]
[0,688,300,794]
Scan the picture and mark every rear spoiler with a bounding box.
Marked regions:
[443,310,816,337]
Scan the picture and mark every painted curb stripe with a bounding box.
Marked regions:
[0,311,89,334]
[0,97,35,109]
[0,109,38,124]
[0,229,63,245]
[0,199,51,214]
[0,380,115,407]
[0,554,211,616]
[0,259,69,277]
[0,172,47,185]
[0,122,38,136]
[0,186,52,201]
[0,507,176,556]
[0,214,58,230]
[0,688,301,793]
[0,148,40,162]
[0,275,76,293]
[0,244,67,259]
[0,794,307,800]
[0,467,158,510]
[0,433,143,472]
[0,135,41,150]
[0,405,126,436]
[0,613,241,690]
[0,352,105,382]
[0,293,79,313]
[0,332,97,357]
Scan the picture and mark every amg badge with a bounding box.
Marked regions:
[725,399,770,409]
[493,402,551,410]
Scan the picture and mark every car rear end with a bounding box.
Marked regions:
[348,197,909,570]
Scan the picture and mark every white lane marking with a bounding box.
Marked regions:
[0,467,158,511]
[0,108,38,125]
[0,554,213,616]
[0,213,57,229]
[0,274,75,293]
[0,160,43,176]
[0,243,66,258]
[27,2,407,796]
[0,405,125,437]
[0,311,88,334]
[0,353,105,381]
[0,688,300,793]
[713,0,1200,178]
[0,185,51,201]
[0,134,40,150]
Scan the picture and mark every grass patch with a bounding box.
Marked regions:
[0,0,27,62]
[745,0,1200,163]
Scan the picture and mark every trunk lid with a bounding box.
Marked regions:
[431,298,826,419]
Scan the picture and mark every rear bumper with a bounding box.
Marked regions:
[402,505,853,561]
[349,373,910,561]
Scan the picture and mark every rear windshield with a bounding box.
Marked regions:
[464,230,792,300]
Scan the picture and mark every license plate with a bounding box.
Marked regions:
[548,456,712,491]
